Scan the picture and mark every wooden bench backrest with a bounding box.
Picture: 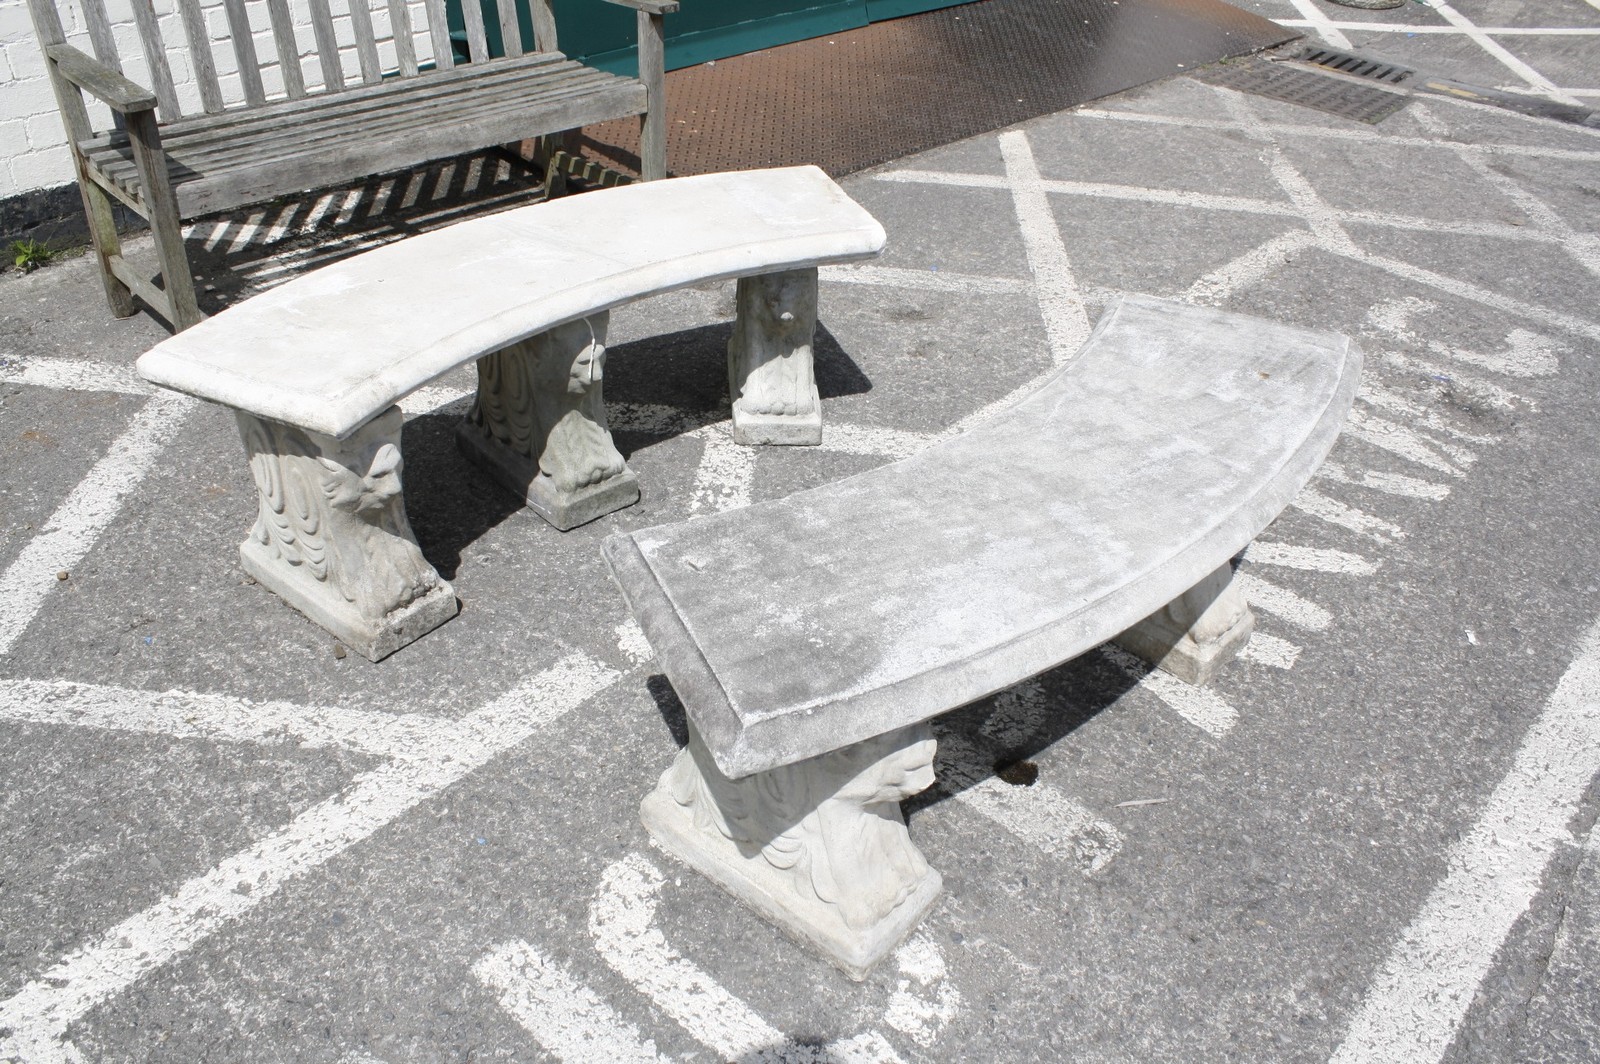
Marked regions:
[25,0,560,122]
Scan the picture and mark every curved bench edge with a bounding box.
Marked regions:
[610,297,1365,780]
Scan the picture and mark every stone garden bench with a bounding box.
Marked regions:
[602,294,1362,978]
[135,166,885,661]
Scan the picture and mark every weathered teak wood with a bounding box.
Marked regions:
[603,295,1363,978]
[24,0,679,332]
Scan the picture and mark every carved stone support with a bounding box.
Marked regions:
[235,408,458,661]
[641,721,943,979]
[456,312,639,530]
[727,268,823,446]
[1114,562,1255,685]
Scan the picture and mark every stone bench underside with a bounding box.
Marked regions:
[604,294,1362,978]
[136,168,885,659]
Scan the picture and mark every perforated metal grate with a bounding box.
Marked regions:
[578,0,1295,179]
[1195,57,1413,124]
[1297,45,1416,85]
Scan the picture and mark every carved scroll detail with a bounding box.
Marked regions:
[642,721,942,977]
[1115,562,1254,685]
[236,408,456,659]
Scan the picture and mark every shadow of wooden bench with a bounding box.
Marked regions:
[603,294,1363,978]
[136,167,885,661]
[24,0,676,332]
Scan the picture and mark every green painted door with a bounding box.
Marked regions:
[451,0,971,74]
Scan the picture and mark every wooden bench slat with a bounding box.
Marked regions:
[220,0,269,107]
[604,296,1362,780]
[386,0,421,75]
[79,0,122,73]
[421,0,455,71]
[264,0,308,99]
[175,0,225,113]
[136,169,885,438]
[460,0,491,63]
[306,0,346,91]
[493,0,522,58]
[347,0,384,83]
[528,0,557,52]
[129,0,182,119]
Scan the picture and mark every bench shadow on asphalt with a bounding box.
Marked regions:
[393,319,872,581]
[642,633,1141,814]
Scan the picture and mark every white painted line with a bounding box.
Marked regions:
[997,130,1091,364]
[1358,250,1600,345]
[1443,327,1564,379]
[0,392,198,657]
[1233,573,1333,631]
[1239,632,1303,670]
[1098,644,1240,737]
[589,854,906,1063]
[1359,382,1494,445]
[820,263,1030,296]
[1184,231,1316,306]
[473,940,665,1063]
[688,430,757,515]
[1075,107,1600,159]
[940,741,1124,875]
[0,677,449,759]
[0,357,152,396]
[1285,0,1353,48]
[1380,349,1534,411]
[1329,615,1600,1064]
[397,385,472,417]
[1427,0,1582,104]
[1291,487,1408,544]
[616,618,654,666]
[1346,411,1468,478]
[1317,461,1451,501]
[0,655,619,1061]
[1244,542,1379,575]
[882,933,961,1047]
[1274,18,1600,33]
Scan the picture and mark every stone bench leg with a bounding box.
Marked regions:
[728,267,823,446]
[236,408,458,661]
[641,721,943,980]
[1115,562,1255,686]
[457,311,640,531]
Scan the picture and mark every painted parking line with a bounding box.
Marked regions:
[0,391,197,658]
[1330,616,1600,1063]
[0,655,618,1064]
[590,854,907,1063]
[474,940,666,1063]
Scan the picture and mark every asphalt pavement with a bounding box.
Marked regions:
[2,0,1599,1059]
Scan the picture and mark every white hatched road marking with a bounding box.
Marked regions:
[1331,615,1600,1064]
[0,655,619,1064]
[589,854,907,1063]
[1244,542,1379,576]
[0,392,198,657]
[474,941,666,1063]
[1098,644,1241,737]
[1239,632,1303,670]
[997,130,1092,363]
[882,933,961,1047]
[1233,574,1334,632]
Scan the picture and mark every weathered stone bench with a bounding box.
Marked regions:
[135,166,886,660]
[602,295,1362,978]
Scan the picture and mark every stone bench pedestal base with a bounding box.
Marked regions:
[1115,563,1254,686]
[236,408,458,661]
[456,312,640,531]
[728,269,824,446]
[641,721,942,980]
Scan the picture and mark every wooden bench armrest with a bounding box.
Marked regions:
[45,42,158,114]
[599,0,680,15]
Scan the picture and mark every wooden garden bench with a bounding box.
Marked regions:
[25,0,676,332]
[603,294,1362,978]
[135,167,886,661]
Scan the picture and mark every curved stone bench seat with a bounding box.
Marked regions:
[135,167,886,660]
[603,294,1362,977]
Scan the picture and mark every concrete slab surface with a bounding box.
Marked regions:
[2,0,1599,1058]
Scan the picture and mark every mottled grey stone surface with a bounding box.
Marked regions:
[606,295,1361,779]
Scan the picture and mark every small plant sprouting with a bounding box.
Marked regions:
[10,239,55,273]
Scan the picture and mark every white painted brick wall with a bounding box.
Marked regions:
[1,0,437,201]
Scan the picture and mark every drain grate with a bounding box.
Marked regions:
[1297,45,1417,85]
[1194,58,1413,124]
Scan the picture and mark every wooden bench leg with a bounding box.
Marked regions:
[456,311,640,531]
[641,720,943,980]
[1114,562,1255,686]
[728,267,824,446]
[236,408,459,661]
